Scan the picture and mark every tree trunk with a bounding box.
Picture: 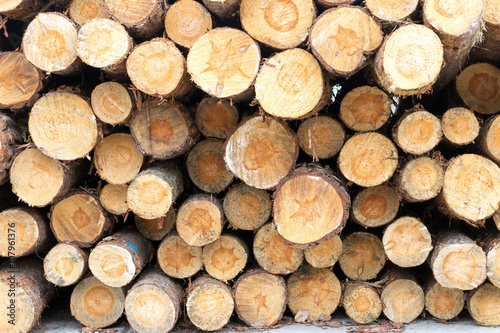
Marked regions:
[0,112,22,186]
[342,281,382,324]
[157,231,203,279]
[202,0,240,18]
[424,277,464,320]
[134,207,175,241]
[297,115,345,160]
[68,0,110,26]
[195,97,239,139]
[441,107,480,147]
[90,82,134,126]
[100,183,129,216]
[468,283,500,327]
[203,234,248,281]
[365,0,419,22]
[43,242,88,287]
[350,185,400,228]
[303,235,342,268]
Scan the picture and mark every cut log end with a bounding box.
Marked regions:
[342,282,382,324]
[202,0,240,18]
[381,279,424,324]
[351,185,399,228]
[135,207,175,241]
[366,0,419,22]
[103,0,163,38]
[468,283,500,327]
[297,115,345,160]
[69,0,109,25]
[44,242,88,287]
[100,183,129,215]
[196,97,239,139]
[485,236,500,288]
[423,0,483,38]
[397,157,444,202]
[425,279,464,320]
[441,107,479,146]
[480,114,500,164]
[203,234,248,281]
[304,235,342,268]
[157,233,203,279]
[456,63,500,115]
[91,82,134,125]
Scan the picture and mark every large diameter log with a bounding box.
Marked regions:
[100,183,129,215]
[186,275,234,331]
[365,0,419,22]
[69,0,109,25]
[135,207,175,241]
[374,24,443,96]
[125,268,183,333]
[456,63,500,115]
[203,234,248,281]
[395,156,444,203]
[0,257,54,332]
[0,0,40,19]
[342,282,382,324]
[297,115,345,160]
[0,112,22,186]
[304,235,342,268]
[471,0,500,62]
[381,276,424,323]
[44,242,88,287]
[468,283,500,326]
[255,48,329,119]
[273,164,350,246]
[91,82,134,125]
[350,185,399,228]
[195,97,239,139]
[240,0,316,50]
[441,107,480,147]
[430,231,487,290]
[233,269,287,327]
[157,232,203,279]
[424,277,464,320]
[223,115,298,190]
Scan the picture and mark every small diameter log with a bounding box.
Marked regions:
[342,282,382,324]
[186,139,234,193]
[424,277,464,320]
[0,257,54,332]
[50,192,113,248]
[338,132,398,187]
[69,0,109,25]
[130,101,199,160]
[0,0,40,19]
[381,275,424,323]
[304,235,342,268]
[186,275,234,331]
[100,183,129,215]
[374,24,443,96]
[339,232,387,281]
[273,164,350,246]
[176,194,224,246]
[253,223,304,275]
[396,156,444,202]
[365,0,419,22]
[157,232,203,279]
[29,92,99,161]
[430,231,487,290]
[202,0,240,18]
[240,0,316,50]
[287,265,342,321]
[125,268,183,333]
[233,269,287,327]
[468,283,500,326]
[479,114,500,164]
[471,0,500,62]
[71,275,125,328]
[441,154,500,223]
[223,115,298,190]
[22,13,81,75]
[91,82,134,125]
[297,115,345,160]
[0,51,42,110]
[127,39,192,98]
[423,0,483,91]
[164,0,213,49]
[392,107,443,155]
[89,227,153,287]
[223,183,272,231]
[441,107,479,147]
[255,48,329,119]
[351,185,399,228]
[0,207,52,257]
[135,207,175,241]
[456,63,500,115]
[195,97,239,139]
[127,161,184,220]
[0,112,22,186]
[382,217,433,268]
[44,242,88,287]
[203,234,248,281]
[94,133,144,185]
[483,233,500,288]
[339,86,392,132]
[310,6,383,77]
[187,27,261,99]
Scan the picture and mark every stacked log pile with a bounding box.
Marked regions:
[2,0,500,332]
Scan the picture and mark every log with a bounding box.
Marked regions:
[382,216,433,268]
[365,0,419,22]
[0,207,52,258]
[124,268,183,333]
[202,0,240,18]
[22,13,81,75]
[50,191,113,248]
[94,133,144,185]
[338,132,398,187]
[339,86,392,132]
[185,275,234,331]
[471,0,500,62]
[176,194,224,246]
[381,271,424,323]
[100,183,129,216]
[255,48,329,119]
[44,242,88,287]
[303,235,342,268]
[164,0,213,49]
[0,257,54,332]
[240,0,316,50]
[297,115,345,160]
[315,0,354,8]
[338,231,387,281]
[456,63,500,115]
[374,24,443,96]
[309,6,383,77]
[0,0,40,19]
[223,115,298,190]
[430,231,487,290]
[203,234,248,281]
[287,265,342,321]
[130,100,199,160]
[233,269,287,327]
[479,114,500,164]
[157,231,203,279]
[0,112,22,186]
[187,27,260,99]
[70,275,125,328]
[127,160,184,220]
[441,107,479,147]
[342,281,382,324]
[91,82,134,125]
[468,283,500,326]
[424,277,464,320]
[195,97,239,139]
[69,0,110,26]
[223,183,272,231]
[273,164,350,247]
[253,223,304,275]
[28,91,99,161]
[350,185,400,228]
[135,207,175,241]
[88,226,154,287]
[186,139,235,193]
[482,233,500,288]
